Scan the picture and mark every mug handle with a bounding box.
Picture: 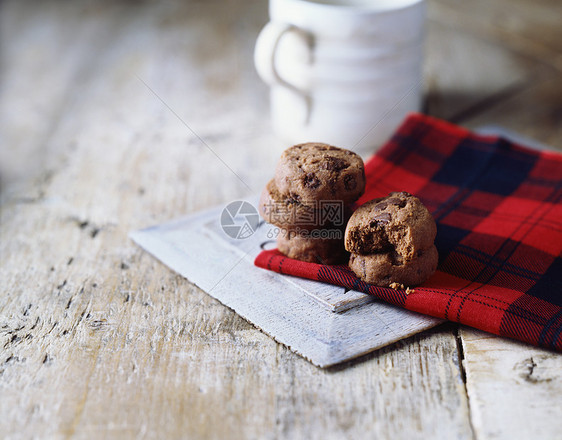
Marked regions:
[254,21,311,120]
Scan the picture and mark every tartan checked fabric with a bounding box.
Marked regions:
[254,113,562,351]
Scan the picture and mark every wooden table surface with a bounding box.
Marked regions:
[1,0,561,439]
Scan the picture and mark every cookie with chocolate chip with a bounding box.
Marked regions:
[259,179,313,228]
[259,179,351,230]
[344,192,436,262]
[277,229,348,265]
[274,143,365,204]
[349,245,438,287]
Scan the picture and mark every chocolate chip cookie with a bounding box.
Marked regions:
[277,229,349,265]
[258,179,315,228]
[345,192,438,287]
[274,143,365,204]
[344,192,436,262]
[259,178,352,230]
[349,245,438,287]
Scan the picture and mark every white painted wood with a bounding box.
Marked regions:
[202,197,375,313]
[459,328,562,440]
[280,277,375,312]
[1,0,561,438]
[130,204,442,367]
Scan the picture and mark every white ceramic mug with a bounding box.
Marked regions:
[254,0,426,156]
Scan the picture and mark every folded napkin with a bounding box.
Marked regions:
[255,113,562,352]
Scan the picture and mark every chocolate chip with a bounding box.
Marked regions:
[384,197,407,208]
[321,157,349,171]
[286,193,301,205]
[375,212,391,222]
[384,197,401,205]
[374,201,389,212]
[303,172,320,188]
[344,175,357,191]
[369,212,391,227]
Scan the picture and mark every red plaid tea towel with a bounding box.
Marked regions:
[255,113,562,351]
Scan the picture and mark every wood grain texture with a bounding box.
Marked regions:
[459,328,562,440]
[464,75,562,149]
[430,0,562,71]
[130,207,441,367]
[203,212,376,313]
[0,0,561,438]
[0,0,470,438]
[424,17,537,121]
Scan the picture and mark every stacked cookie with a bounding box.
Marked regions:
[344,192,438,287]
[259,142,365,264]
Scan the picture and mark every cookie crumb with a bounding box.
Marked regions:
[388,283,415,294]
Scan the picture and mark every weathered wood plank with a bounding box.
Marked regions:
[464,75,562,149]
[0,0,473,438]
[0,1,142,192]
[2,0,560,438]
[130,205,441,367]
[424,17,538,121]
[459,328,562,440]
[203,210,375,313]
[429,0,562,72]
